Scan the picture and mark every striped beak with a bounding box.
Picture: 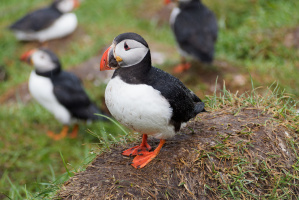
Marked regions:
[164,0,172,4]
[73,0,80,9]
[20,49,36,65]
[100,46,112,71]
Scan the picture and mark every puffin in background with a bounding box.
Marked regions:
[21,48,104,140]
[9,0,79,43]
[164,0,218,73]
[100,32,205,168]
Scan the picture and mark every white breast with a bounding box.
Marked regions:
[105,76,175,139]
[14,13,78,42]
[28,71,72,124]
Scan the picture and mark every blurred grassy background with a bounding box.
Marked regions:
[0,0,299,199]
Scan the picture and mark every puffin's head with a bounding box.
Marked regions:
[20,48,61,73]
[53,0,80,13]
[100,32,150,71]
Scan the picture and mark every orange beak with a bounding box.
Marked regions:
[100,47,112,71]
[164,0,172,4]
[73,0,80,8]
[20,49,36,64]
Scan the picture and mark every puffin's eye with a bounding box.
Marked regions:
[124,42,130,51]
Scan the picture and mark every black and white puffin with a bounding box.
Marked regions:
[164,0,218,73]
[21,48,104,140]
[9,0,79,42]
[100,32,205,168]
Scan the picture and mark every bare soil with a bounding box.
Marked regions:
[173,60,250,97]
[19,26,88,54]
[284,26,299,49]
[57,107,298,199]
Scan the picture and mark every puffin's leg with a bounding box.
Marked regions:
[122,134,152,156]
[47,125,69,140]
[69,124,79,139]
[131,139,165,169]
[173,57,191,73]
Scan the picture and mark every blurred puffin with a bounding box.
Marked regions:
[100,32,205,168]
[164,0,218,73]
[21,48,104,140]
[9,0,79,42]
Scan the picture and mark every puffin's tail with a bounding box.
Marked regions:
[72,103,108,121]
[193,101,205,116]
[86,103,108,121]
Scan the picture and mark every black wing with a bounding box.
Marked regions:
[173,5,218,62]
[51,71,101,120]
[9,6,61,32]
[147,67,205,131]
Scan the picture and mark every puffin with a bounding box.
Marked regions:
[9,0,79,42]
[21,48,104,140]
[100,32,205,168]
[164,0,218,73]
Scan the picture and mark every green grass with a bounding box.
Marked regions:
[1,0,299,199]
[0,103,129,199]
[205,0,299,96]
[202,82,299,199]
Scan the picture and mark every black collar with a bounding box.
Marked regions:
[112,51,152,84]
[35,67,61,77]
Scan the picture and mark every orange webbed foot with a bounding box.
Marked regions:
[47,125,68,140]
[122,134,151,156]
[173,63,191,73]
[131,151,158,169]
[69,124,79,139]
[131,139,165,169]
[122,144,151,156]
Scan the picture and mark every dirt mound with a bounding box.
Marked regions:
[57,107,298,199]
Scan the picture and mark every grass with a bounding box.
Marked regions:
[205,0,299,96]
[0,102,129,199]
[0,0,299,199]
[200,82,299,199]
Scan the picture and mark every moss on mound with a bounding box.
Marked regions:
[57,101,299,199]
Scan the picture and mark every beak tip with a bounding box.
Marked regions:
[20,49,35,63]
[100,47,113,71]
[164,0,172,4]
[73,0,80,8]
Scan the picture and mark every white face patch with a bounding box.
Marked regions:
[31,50,56,72]
[57,0,75,13]
[114,39,149,68]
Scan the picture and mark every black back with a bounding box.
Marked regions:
[50,71,102,120]
[9,3,62,32]
[173,0,218,63]
[112,51,205,131]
